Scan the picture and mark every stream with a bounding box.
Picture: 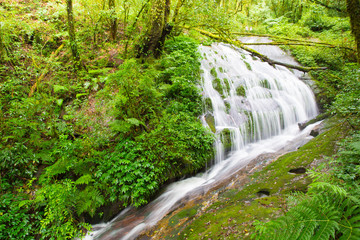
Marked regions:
[85,38,319,240]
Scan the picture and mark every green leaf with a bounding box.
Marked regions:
[56,99,63,106]
[53,85,68,93]
[75,175,93,185]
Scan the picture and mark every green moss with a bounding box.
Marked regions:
[205,113,216,133]
[212,78,224,97]
[244,61,252,71]
[168,207,198,227]
[210,67,218,78]
[220,128,232,153]
[260,79,271,89]
[223,78,230,94]
[225,101,231,114]
[236,85,246,97]
[204,97,213,112]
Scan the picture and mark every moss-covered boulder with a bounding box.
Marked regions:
[224,101,231,114]
[236,85,246,97]
[223,78,230,94]
[260,79,271,89]
[204,97,213,112]
[205,113,216,133]
[212,78,224,97]
[220,128,232,154]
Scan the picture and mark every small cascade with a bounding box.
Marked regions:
[201,43,317,163]
[85,40,318,240]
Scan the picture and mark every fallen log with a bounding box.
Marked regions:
[226,32,355,52]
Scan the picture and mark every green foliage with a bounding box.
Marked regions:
[0,143,40,190]
[330,64,360,127]
[255,182,360,240]
[95,140,161,207]
[255,129,360,240]
[33,179,91,239]
[0,193,40,240]
[331,132,360,194]
[138,112,214,176]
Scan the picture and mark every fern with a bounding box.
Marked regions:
[256,182,360,240]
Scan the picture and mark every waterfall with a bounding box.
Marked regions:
[201,43,317,163]
[84,40,318,240]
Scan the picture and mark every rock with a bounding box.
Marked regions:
[289,167,306,174]
[204,97,213,112]
[220,128,232,154]
[310,125,320,137]
[205,113,216,133]
[298,122,307,131]
[236,85,246,97]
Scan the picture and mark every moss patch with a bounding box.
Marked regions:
[220,128,232,153]
[212,78,224,97]
[210,67,218,78]
[236,85,246,97]
[223,78,230,94]
[204,97,213,112]
[244,61,252,71]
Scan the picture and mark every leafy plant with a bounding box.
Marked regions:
[255,182,360,240]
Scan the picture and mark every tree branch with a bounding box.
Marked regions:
[194,28,327,72]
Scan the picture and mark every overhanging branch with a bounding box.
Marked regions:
[194,28,328,72]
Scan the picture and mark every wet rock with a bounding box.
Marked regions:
[289,167,306,174]
[310,126,320,137]
[205,113,216,133]
[298,113,330,131]
[220,128,232,154]
[236,85,246,97]
[204,97,213,112]
[298,122,307,131]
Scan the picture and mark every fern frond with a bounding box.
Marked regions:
[309,182,347,198]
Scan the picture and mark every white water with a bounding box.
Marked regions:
[84,40,318,240]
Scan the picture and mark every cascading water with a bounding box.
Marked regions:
[85,39,318,240]
[201,42,317,164]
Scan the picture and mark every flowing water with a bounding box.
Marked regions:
[85,39,318,240]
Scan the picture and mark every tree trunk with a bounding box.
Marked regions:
[137,0,172,58]
[109,0,117,41]
[66,0,81,68]
[346,0,360,63]
[172,0,184,23]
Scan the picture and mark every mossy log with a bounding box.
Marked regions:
[226,32,356,52]
[194,28,328,72]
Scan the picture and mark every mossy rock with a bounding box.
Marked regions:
[212,78,224,97]
[236,85,246,97]
[220,128,232,153]
[223,78,230,94]
[260,79,271,89]
[168,207,198,227]
[244,60,252,70]
[205,113,216,133]
[204,97,213,112]
[210,67,218,78]
[225,101,231,114]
